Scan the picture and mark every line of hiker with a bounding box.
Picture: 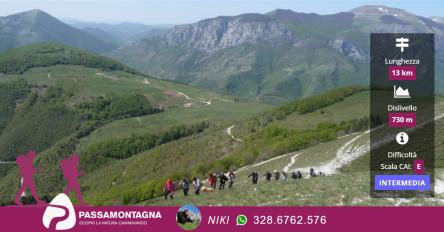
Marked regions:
[163,170,236,200]
[163,168,326,200]
[248,168,326,184]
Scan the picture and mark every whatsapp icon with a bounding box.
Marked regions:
[236,214,247,226]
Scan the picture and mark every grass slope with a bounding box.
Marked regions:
[56,88,370,205]
[142,100,444,206]
[0,43,273,205]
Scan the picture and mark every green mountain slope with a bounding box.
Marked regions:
[0,10,116,53]
[1,72,440,206]
[110,5,444,104]
[0,43,137,74]
[0,43,272,205]
[0,85,368,205]
[141,98,444,206]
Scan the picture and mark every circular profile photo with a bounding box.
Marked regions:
[176,204,201,230]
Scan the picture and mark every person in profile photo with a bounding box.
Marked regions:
[15,151,44,205]
[177,209,194,224]
[60,154,87,205]
[176,205,201,230]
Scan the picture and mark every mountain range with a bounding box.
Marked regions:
[110,5,444,103]
[0,5,444,206]
[68,21,171,46]
[1,6,443,104]
[0,9,118,53]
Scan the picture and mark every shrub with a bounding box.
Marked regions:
[77,94,159,121]
[83,122,210,159]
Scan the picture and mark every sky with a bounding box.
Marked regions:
[0,0,443,25]
[180,205,200,216]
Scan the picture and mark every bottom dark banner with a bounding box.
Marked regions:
[0,204,441,232]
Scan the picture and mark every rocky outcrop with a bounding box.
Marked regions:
[328,39,367,61]
[160,14,296,52]
[110,6,444,102]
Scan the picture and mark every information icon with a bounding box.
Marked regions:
[396,132,409,145]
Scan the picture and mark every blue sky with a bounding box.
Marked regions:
[180,204,201,216]
[0,0,443,24]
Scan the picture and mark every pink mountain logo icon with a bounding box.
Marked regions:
[42,193,76,230]
[60,155,87,206]
[15,152,87,206]
[15,151,44,205]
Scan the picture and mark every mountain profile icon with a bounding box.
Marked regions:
[394,85,411,99]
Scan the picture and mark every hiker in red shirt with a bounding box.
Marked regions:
[208,173,217,189]
[163,179,175,200]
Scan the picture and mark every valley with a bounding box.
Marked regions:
[0,5,443,207]
[0,43,272,205]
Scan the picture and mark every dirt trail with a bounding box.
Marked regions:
[143,78,151,84]
[283,153,302,173]
[96,72,119,81]
[288,111,444,175]
[251,154,286,168]
[240,111,444,177]
[214,97,233,102]
[140,77,214,107]
[301,130,370,175]
[0,161,15,164]
[226,125,242,142]
[174,91,191,100]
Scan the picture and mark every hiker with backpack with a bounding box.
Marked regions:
[291,172,297,180]
[208,174,217,189]
[282,171,288,180]
[310,168,317,177]
[297,171,302,179]
[228,170,235,188]
[248,171,259,185]
[274,170,280,181]
[179,177,190,196]
[264,171,272,182]
[192,177,201,195]
[218,172,228,190]
[163,179,175,200]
